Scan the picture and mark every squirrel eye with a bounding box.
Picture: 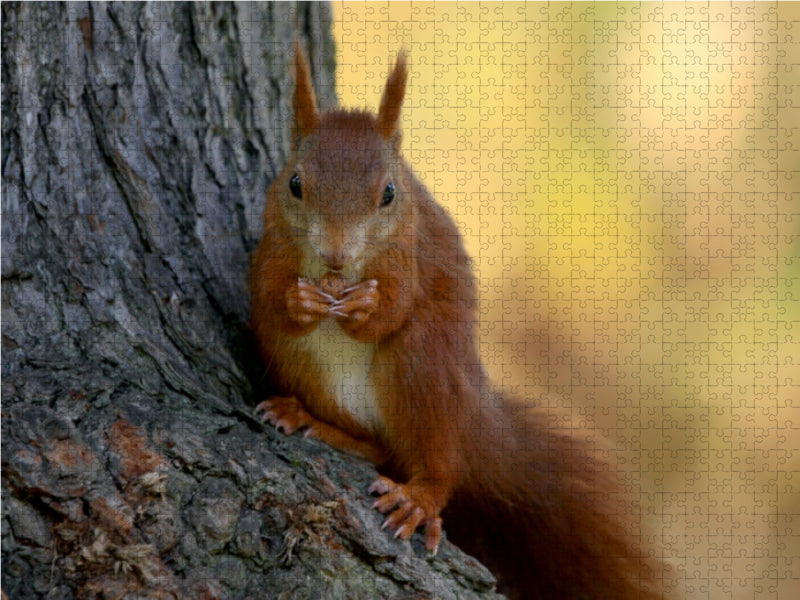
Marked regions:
[289,173,302,199]
[381,182,395,207]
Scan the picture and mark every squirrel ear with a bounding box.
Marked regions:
[377,50,408,141]
[293,40,320,145]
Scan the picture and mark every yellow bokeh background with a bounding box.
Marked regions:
[332,3,798,598]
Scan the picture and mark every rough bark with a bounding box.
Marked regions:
[1,3,500,599]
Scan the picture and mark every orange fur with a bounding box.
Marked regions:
[377,49,407,141]
[250,46,670,599]
[292,41,320,145]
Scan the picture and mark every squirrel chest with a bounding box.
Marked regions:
[300,319,380,431]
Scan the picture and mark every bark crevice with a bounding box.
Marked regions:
[1,3,502,599]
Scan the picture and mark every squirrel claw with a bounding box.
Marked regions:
[368,475,443,552]
[341,279,378,295]
[424,516,442,554]
[287,280,334,328]
[334,279,379,322]
[255,396,313,437]
[368,475,394,496]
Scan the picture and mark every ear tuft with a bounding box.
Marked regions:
[293,40,320,145]
[377,50,408,141]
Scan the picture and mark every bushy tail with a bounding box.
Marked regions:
[443,391,670,600]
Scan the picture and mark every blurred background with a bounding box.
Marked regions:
[331,2,798,599]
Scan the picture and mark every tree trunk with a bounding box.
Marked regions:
[1,3,500,598]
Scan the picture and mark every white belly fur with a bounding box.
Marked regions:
[303,320,380,430]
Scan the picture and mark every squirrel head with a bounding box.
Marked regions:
[274,41,413,281]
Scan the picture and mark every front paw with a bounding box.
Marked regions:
[255,396,315,437]
[286,278,336,329]
[368,475,444,555]
[331,279,379,324]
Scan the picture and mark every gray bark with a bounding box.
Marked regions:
[1,2,500,599]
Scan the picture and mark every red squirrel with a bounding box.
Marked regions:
[250,43,668,600]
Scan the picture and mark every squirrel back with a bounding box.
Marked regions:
[250,43,671,600]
